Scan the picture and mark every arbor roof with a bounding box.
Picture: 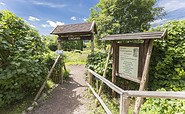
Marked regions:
[102,30,167,41]
[50,21,97,35]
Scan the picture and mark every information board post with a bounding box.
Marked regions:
[134,39,154,114]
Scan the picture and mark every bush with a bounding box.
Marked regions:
[140,89,185,114]
[0,10,47,107]
[149,20,185,91]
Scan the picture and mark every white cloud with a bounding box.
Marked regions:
[157,0,185,12]
[28,16,40,21]
[32,1,67,8]
[150,19,168,25]
[70,16,76,21]
[82,17,87,22]
[0,2,5,6]
[41,24,50,28]
[42,20,64,28]
[29,24,36,28]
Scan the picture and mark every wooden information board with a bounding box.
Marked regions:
[119,46,139,78]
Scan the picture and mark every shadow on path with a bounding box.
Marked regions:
[29,65,90,114]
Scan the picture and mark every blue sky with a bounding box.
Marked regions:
[0,0,185,35]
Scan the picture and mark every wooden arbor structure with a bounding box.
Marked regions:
[51,21,97,53]
[102,30,167,114]
[50,21,97,83]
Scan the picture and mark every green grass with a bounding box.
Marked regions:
[64,50,90,65]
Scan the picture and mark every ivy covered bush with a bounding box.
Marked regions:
[149,20,185,91]
[0,10,48,107]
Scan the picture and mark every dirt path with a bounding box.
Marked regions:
[29,65,93,114]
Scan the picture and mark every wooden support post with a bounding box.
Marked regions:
[96,79,99,91]
[57,36,63,84]
[88,71,93,92]
[120,93,129,114]
[95,45,113,106]
[112,41,117,97]
[134,39,154,114]
[91,39,94,54]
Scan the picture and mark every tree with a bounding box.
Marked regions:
[88,0,165,47]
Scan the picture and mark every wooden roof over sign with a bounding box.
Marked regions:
[102,29,167,41]
[50,21,97,35]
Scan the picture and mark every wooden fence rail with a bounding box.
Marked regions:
[87,69,185,114]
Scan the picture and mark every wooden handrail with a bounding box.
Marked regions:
[34,55,61,101]
[125,91,185,99]
[88,69,185,114]
[88,69,123,94]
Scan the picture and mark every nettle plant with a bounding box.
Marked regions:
[0,10,47,107]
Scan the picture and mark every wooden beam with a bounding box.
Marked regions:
[134,39,154,114]
[87,82,112,114]
[125,91,185,99]
[112,41,117,97]
[91,40,94,54]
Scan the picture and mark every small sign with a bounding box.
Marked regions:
[56,50,63,55]
[119,46,139,78]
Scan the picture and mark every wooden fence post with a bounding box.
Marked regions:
[91,39,94,54]
[120,93,129,114]
[57,36,63,84]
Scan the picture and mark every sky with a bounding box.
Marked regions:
[0,0,185,35]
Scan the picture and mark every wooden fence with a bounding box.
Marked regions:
[87,69,185,114]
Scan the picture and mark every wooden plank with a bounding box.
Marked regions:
[120,93,129,114]
[34,55,60,101]
[88,69,123,94]
[125,91,185,99]
[134,39,154,114]
[87,82,112,114]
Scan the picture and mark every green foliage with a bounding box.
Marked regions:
[0,10,47,107]
[88,0,165,47]
[86,52,112,75]
[149,20,185,91]
[140,89,185,114]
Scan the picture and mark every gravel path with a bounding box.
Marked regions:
[29,65,93,114]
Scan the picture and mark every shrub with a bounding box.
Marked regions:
[0,10,47,107]
[149,20,185,91]
[140,89,185,114]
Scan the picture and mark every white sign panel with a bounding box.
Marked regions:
[119,46,139,78]
[56,50,63,55]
